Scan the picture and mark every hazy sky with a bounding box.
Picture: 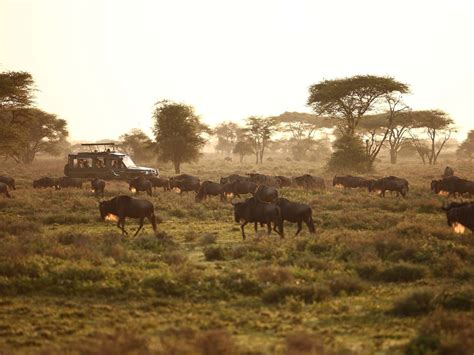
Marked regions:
[1,0,473,141]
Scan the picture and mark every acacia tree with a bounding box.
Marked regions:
[245,116,277,164]
[119,128,154,162]
[213,121,239,155]
[152,100,208,173]
[3,108,68,163]
[386,111,414,164]
[457,130,474,160]
[408,110,455,165]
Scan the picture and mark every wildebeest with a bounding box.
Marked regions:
[129,176,152,196]
[275,175,293,188]
[99,195,158,237]
[147,176,171,191]
[224,179,257,199]
[332,175,368,189]
[0,176,15,190]
[59,177,83,189]
[369,176,409,197]
[220,174,249,185]
[431,176,474,198]
[253,185,278,203]
[196,181,226,202]
[91,178,106,197]
[0,182,11,198]
[293,174,325,190]
[33,177,60,189]
[169,174,200,193]
[232,197,284,240]
[442,202,474,234]
[247,173,279,187]
[276,198,315,235]
[443,166,454,178]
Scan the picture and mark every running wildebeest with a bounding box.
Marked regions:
[129,176,152,196]
[431,176,474,198]
[253,185,278,203]
[293,174,325,190]
[91,178,106,197]
[232,197,284,240]
[169,174,200,194]
[443,166,454,178]
[0,182,11,198]
[369,176,409,197]
[147,176,171,191]
[276,198,316,236]
[442,202,474,234]
[196,181,226,202]
[99,195,158,237]
[0,176,15,190]
[275,175,293,188]
[59,177,83,189]
[33,177,60,189]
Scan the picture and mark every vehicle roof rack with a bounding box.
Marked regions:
[80,143,117,152]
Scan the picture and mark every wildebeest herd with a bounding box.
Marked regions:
[1,166,473,238]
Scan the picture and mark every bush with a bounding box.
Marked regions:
[327,136,371,173]
[142,272,184,297]
[200,233,217,245]
[262,284,330,304]
[441,289,474,311]
[194,329,237,355]
[286,331,324,355]
[329,275,366,296]
[378,263,425,283]
[203,246,226,261]
[256,266,294,285]
[392,289,435,316]
[220,272,262,296]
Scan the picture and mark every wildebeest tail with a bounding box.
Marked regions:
[150,209,158,235]
[307,213,316,234]
[276,206,284,238]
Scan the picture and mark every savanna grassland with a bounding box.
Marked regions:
[0,155,473,354]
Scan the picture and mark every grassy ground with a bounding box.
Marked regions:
[0,155,473,354]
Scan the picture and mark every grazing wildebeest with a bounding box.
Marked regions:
[443,166,454,178]
[147,176,171,191]
[0,176,15,190]
[431,176,474,198]
[220,174,249,185]
[276,198,315,236]
[33,177,60,189]
[359,178,376,189]
[247,173,279,187]
[232,197,284,240]
[333,175,367,189]
[0,182,11,198]
[169,174,200,193]
[196,181,226,202]
[275,175,293,188]
[129,176,152,196]
[442,202,474,234]
[253,185,278,203]
[293,174,325,190]
[59,177,83,189]
[369,176,409,197]
[224,179,257,199]
[99,195,158,237]
[91,178,106,197]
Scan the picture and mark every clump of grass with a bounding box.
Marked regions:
[0,216,42,237]
[262,284,330,304]
[329,275,366,296]
[256,266,294,285]
[194,329,237,355]
[200,233,218,245]
[377,263,426,283]
[203,246,226,261]
[392,289,435,316]
[405,310,474,355]
[162,251,188,266]
[220,272,262,296]
[286,331,324,355]
[142,271,184,297]
[184,231,199,242]
[433,252,464,278]
[441,288,474,311]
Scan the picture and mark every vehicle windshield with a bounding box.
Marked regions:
[122,156,136,168]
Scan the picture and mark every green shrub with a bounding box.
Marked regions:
[256,266,294,285]
[142,272,184,297]
[329,275,366,296]
[378,263,425,283]
[203,246,226,261]
[220,272,262,296]
[441,289,474,311]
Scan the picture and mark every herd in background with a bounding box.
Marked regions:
[0,166,473,238]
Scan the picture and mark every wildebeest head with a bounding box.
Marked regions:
[431,180,440,192]
[232,202,246,223]
[332,176,341,186]
[99,200,113,220]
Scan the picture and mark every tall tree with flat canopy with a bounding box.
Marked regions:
[307,75,409,171]
[119,128,154,163]
[245,116,277,164]
[152,100,208,173]
[408,110,455,165]
[213,121,239,155]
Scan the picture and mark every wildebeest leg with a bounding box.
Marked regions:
[295,221,302,236]
[117,218,128,236]
[148,213,158,236]
[381,190,385,197]
[240,221,248,240]
[133,217,145,237]
[147,188,152,197]
[267,223,272,235]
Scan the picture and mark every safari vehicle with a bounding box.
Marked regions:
[64,143,158,180]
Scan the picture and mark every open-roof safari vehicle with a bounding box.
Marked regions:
[64,143,158,180]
